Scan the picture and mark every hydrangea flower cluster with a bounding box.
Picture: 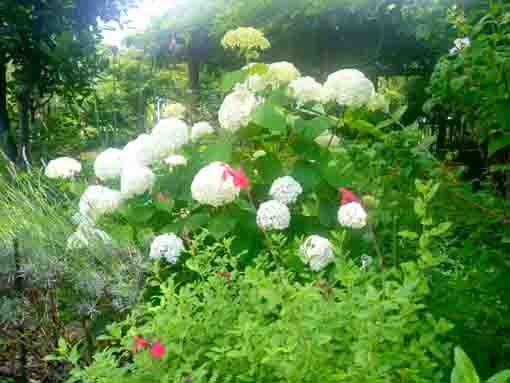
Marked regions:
[45,157,82,179]
[449,37,470,55]
[164,155,188,168]
[269,176,303,205]
[266,62,301,87]
[323,69,375,107]
[79,185,123,222]
[162,102,186,118]
[289,76,324,105]
[218,86,260,132]
[191,162,249,207]
[149,234,184,264]
[121,165,156,199]
[256,200,291,231]
[94,148,124,181]
[299,235,335,271]
[191,121,214,142]
[221,27,270,53]
[337,202,368,229]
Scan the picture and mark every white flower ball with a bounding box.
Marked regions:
[218,87,259,132]
[288,76,324,105]
[190,162,240,207]
[323,69,375,107]
[269,176,303,205]
[94,148,124,181]
[151,118,189,158]
[149,233,184,264]
[67,227,112,251]
[256,200,291,231]
[79,185,122,221]
[267,61,300,86]
[449,37,470,55]
[299,235,335,271]
[315,131,341,148]
[191,121,214,142]
[164,155,188,167]
[337,202,368,229]
[121,165,155,199]
[45,157,81,179]
[122,134,158,168]
[162,102,186,118]
[246,73,270,92]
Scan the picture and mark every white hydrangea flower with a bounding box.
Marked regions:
[267,62,300,86]
[367,92,390,113]
[323,69,375,107]
[151,118,189,158]
[121,165,155,199]
[218,87,259,132]
[288,76,324,105]
[246,73,270,92]
[337,202,368,229]
[164,155,188,167]
[191,121,214,142]
[122,134,158,168]
[67,227,112,251]
[79,185,122,221]
[190,162,240,207]
[45,157,82,179]
[269,176,303,205]
[315,131,341,147]
[256,200,291,231]
[94,148,124,181]
[149,233,184,264]
[221,27,270,52]
[162,102,186,118]
[299,235,335,271]
[449,37,470,55]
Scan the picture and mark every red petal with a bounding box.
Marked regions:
[150,341,166,359]
[133,336,148,352]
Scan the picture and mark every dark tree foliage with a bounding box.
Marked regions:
[0,0,135,162]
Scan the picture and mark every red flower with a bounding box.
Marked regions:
[157,192,169,202]
[339,187,361,206]
[223,165,250,189]
[133,336,148,353]
[150,341,166,359]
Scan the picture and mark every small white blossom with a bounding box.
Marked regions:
[267,62,300,87]
[162,102,186,118]
[67,227,112,251]
[45,157,82,179]
[289,76,324,105]
[323,69,375,107]
[449,37,470,55]
[122,134,158,168]
[151,118,189,158]
[299,235,335,271]
[191,162,240,207]
[337,202,368,229]
[94,148,124,181]
[315,131,341,147]
[149,233,184,264]
[164,155,188,167]
[79,185,122,221]
[269,176,303,205]
[191,121,215,142]
[256,200,291,231]
[218,87,259,132]
[121,165,155,199]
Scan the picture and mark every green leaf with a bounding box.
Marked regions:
[58,337,68,354]
[451,346,480,383]
[291,161,321,191]
[429,222,452,237]
[399,230,419,240]
[252,102,287,135]
[391,105,408,121]
[487,370,510,383]
[208,212,239,239]
[221,70,248,93]
[351,119,383,138]
[201,141,233,164]
[488,134,510,157]
[450,76,467,91]
[296,116,331,141]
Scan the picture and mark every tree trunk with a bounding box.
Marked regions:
[0,62,17,161]
[18,92,31,165]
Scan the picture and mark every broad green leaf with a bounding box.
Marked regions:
[201,141,233,164]
[430,222,452,237]
[450,76,467,91]
[291,161,321,191]
[208,212,239,239]
[252,102,287,134]
[221,70,248,93]
[391,105,408,121]
[451,346,480,383]
[488,134,510,157]
[487,370,510,383]
[351,119,383,138]
[399,230,419,239]
[296,116,331,141]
